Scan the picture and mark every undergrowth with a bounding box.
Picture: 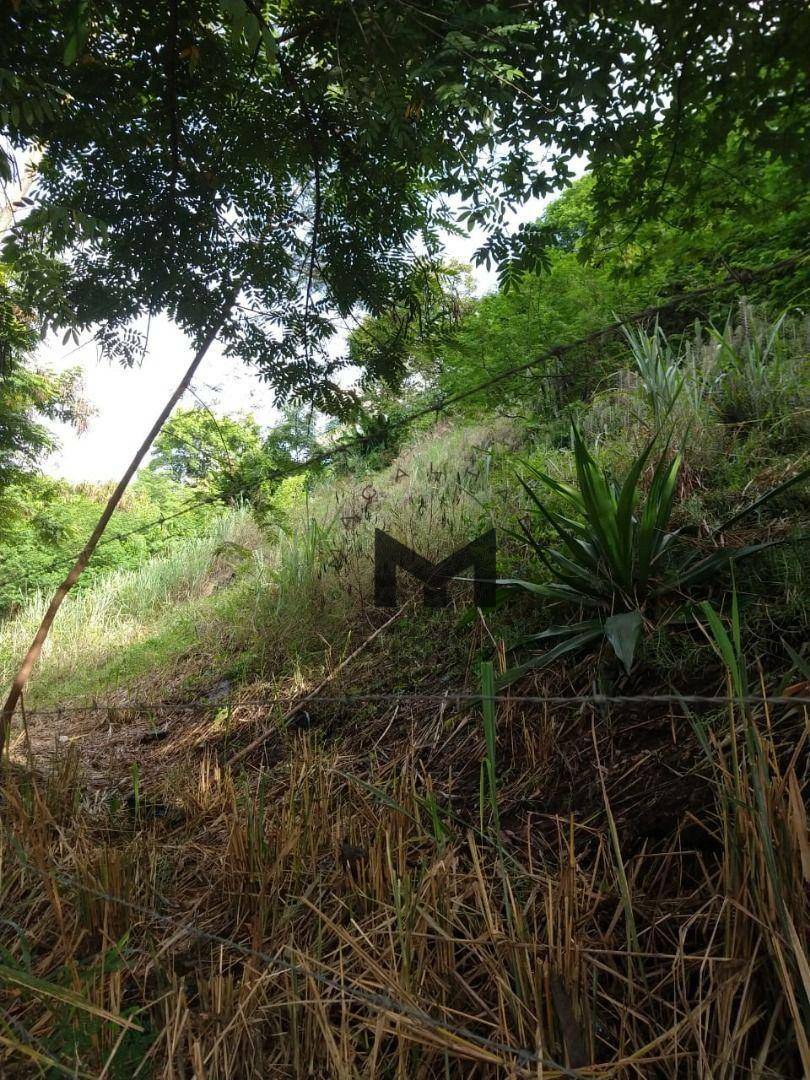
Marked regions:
[0,309,807,1076]
[0,685,806,1076]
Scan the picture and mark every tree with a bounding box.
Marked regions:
[347,261,472,395]
[261,402,318,464]
[0,267,90,529]
[1,1,807,401]
[148,403,315,509]
[149,406,271,507]
[366,146,810,417]
[2,0,807,733]
[149,407,263,484]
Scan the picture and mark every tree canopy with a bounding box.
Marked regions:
[1,0,807,408]
[0,268,89,507]
[149,408,266,488]
[148,402,316,507]
[349,146,810,415]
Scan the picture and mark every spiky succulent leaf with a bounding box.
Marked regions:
[496,626,604,691]
[604,610,643,674]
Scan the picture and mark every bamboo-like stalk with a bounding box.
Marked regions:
[0,295,235,755]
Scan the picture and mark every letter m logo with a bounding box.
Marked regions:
[374,529,496,609]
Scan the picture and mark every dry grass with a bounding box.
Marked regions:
[1,683,807,1077]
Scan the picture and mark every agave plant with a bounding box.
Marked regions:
[498,423,807,686]
[709,309,796,425]
[622,319,686,424]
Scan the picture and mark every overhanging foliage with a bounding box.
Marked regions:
[1,0,807,405]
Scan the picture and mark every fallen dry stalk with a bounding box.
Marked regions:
[228,598,412,766]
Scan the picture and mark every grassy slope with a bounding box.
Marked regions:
[1,418,516,709]
[1,326,808,1077]
[5,400,805,715]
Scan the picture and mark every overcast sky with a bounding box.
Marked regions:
[38,195,553,483]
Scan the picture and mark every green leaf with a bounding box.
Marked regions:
[496,576,556,596]
[245,12,261,53]
[670,538,786,592]
[0,963,143,1030]
[782,641,810,683]
[63,34,79,66]
[260,23,278,58]
[698,600,744,697]
[637,450,680,581]
[570,424,625,584]
[480,660,500,828]
[604,610,643,674]
[522,460,583,510]
[714,466,810,535]
[615,433,657,554]
[506,619,603,651]
[495,626,603,691]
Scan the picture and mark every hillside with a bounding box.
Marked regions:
[1,308,808,1076]
[3,7,810,1075]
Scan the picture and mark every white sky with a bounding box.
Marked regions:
[37,195,555,483]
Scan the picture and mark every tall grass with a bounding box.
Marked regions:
[0,510,260,702]
[0,419,513,707]
[691,600,810,1074]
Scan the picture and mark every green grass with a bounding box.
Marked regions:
[0,420,515,706]
[0,510,260,704]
